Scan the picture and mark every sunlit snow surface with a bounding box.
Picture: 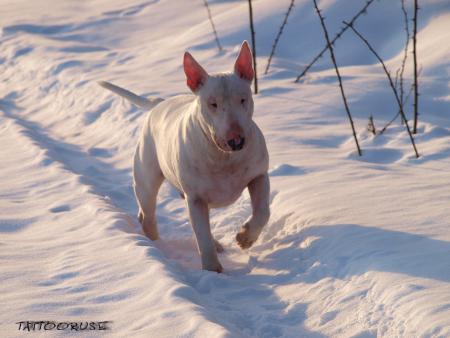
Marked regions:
[1,0,449,337]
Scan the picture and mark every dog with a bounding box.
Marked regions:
[99,41,270,272]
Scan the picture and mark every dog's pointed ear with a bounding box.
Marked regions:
[234,41,254,82]
[184,52,208,92]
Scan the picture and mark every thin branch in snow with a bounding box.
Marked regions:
[379,67,421,134]
[398,0,410,110]
[265,0,295,75]
[391,0,410,127]
[367,115,377,135]
[394,67,401,90]
[379,109,402,134]
[412,0,419,133]
[202,0,222,52]
[295,0,376,83]
[313,0,362,156]
[345,21,419,158]
[247,0,258,94]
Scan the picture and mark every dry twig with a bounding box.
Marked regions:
[295,0,376,83]
[380,68,422,134]
[313,0,362,156]
[398,0,410,109]
[247,0,258,94]
[383,0,411,130]
[412,0,419,133]
[345,21,419,158]
[265,0,295,74]
[367,115,377,135]
[202,0,223,52]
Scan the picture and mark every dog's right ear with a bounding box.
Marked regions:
[234,41,254,82]
[184,52,208,93]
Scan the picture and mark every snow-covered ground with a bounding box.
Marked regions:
[1,0,449,337]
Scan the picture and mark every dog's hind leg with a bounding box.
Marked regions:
[133,135,164,241]
[214,238,224,253]
[135,175,163,240]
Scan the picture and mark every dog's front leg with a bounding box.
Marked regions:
[187,197,223,273]
[236,173,270,249]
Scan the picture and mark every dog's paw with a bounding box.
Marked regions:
[236,224,256,249]
[214,239,225,253]
[203,261,223,273]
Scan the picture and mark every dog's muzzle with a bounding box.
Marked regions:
[227,136,245,151]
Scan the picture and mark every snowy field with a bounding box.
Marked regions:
[1,0,450,337]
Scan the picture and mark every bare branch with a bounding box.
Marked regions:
[313,0,362,156]
[412,0,419,133]
[202,0,223,52]
[247,0,258,94]
[394,67,401,90]
[399,0,410,109]
[378,68,422,134]
[388,0,410,129]
[345,21,419,158]
[265,0,295,74]
[295,0,376,83]
[380,68,421,134]
[367,115,377,135]
[379,111,400,135]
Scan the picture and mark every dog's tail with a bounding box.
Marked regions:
[97,81,164,110]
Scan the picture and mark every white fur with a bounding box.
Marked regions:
[100,42,270,272]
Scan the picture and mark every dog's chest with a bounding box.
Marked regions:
[194,163,252,207]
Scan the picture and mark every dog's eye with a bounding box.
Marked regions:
[241,98,246,105]
[211,102,218,108]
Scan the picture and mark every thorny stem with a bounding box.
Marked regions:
[313,0,362,156]
[248,0,258,94]
[412,0,419,133]
[265,0,295,74]
[295,0,376,83]
[345,21,419,158]
[202,0,223,52]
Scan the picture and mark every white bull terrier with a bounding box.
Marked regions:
[99,41,270,272]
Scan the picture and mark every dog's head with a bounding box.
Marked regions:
[183,41,254,152]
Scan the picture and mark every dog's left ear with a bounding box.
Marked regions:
[234,41,254,82]
[184,52,208,93]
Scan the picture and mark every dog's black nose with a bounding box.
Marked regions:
[227,137,245,151]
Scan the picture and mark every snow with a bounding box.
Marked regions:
[1,0,449,337]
